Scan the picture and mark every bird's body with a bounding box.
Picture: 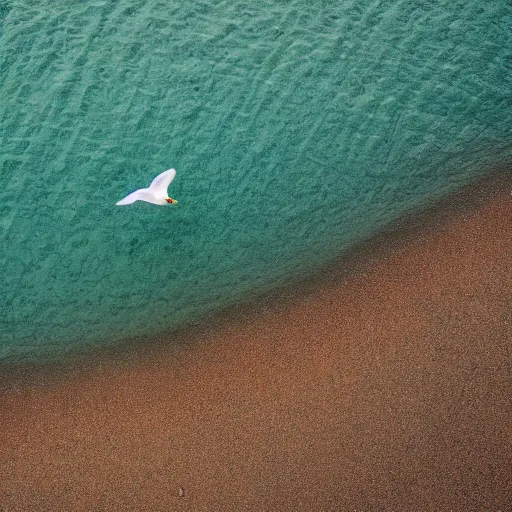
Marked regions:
[116,169,178,206]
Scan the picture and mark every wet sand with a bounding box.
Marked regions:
[1,173,511,511]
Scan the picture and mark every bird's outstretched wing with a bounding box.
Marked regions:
[116,188,152,205]
[149,168,176,196]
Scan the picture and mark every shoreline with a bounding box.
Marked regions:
[1,169,511,510]
[1,169,510,385]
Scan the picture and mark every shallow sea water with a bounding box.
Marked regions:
[1,0,511,362]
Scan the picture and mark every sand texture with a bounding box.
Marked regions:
[1,175,511,511]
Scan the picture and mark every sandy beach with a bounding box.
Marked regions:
[1,172,511,511]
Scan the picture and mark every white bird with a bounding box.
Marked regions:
[116,168,178,206]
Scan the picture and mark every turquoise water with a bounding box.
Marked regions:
[1,0,511,363]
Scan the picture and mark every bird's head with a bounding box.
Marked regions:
[166,197,178,204]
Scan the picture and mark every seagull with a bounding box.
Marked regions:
[116,168,178,206]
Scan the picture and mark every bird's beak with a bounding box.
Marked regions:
[166,198,178,204]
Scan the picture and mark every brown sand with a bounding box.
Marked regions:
[1,174,511,511]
